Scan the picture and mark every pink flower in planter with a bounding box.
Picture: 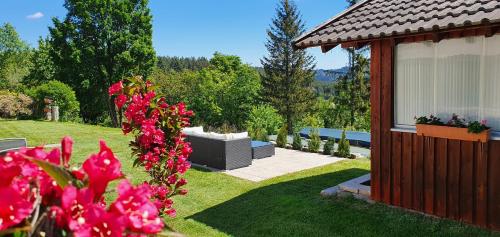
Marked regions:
[108,81,124,96]
[481,119,488,126]
[83,141,123,199]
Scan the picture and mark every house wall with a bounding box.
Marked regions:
[370,39,500,230]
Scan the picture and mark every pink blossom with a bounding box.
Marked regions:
[82,141,123,199]
[115,94,128,109]
[62,136,73,167]
[0,187,33,230]
[108,81,124,96]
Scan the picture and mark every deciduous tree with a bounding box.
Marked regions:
[49,0,156,126]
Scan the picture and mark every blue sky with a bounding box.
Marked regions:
[0,0,349,69]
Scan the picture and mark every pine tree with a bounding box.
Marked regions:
[261,0,316,134]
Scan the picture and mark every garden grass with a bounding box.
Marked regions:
[1,120,498,237]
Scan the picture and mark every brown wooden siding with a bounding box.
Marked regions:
[370,39,500,230]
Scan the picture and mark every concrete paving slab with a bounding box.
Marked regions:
[223,148,345,182]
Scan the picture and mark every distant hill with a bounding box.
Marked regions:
[254,66,349,82]
[315,67,349,82]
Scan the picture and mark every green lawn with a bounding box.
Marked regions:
[0,120,497,237]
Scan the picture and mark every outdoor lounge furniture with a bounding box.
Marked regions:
[299,128,370,148]
[184,127,252,170]
[251,141,275,159]
[0,138,27,155]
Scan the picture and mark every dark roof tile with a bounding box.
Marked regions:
[295,0,500,48]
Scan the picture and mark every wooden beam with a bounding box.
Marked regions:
[340,41,369,49]
[320,44,338,53]
[432,32,443,43]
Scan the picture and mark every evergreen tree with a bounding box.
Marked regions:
[261,0,316,134]
[49,0,156,126]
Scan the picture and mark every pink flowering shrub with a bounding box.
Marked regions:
[0,137,164,236]
[109,76,193,217]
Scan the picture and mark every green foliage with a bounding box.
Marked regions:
[292,132,302,150]
[24,37,55,87]
[332,53,370,131]
[150,68,197,104]
[250,127,269,142]
[261,0,316,134]
[27,81,80,121]
[415,114,444,125]
[294,112,325,133]
[157,56,209,72]
[468,121,489,134]
[0,23,32,91]
[336,130,351,158]
[323,138,335,155]
[307,128,321,153]
[190,53,261,129]
[49,0,156,125]
[0,90,33,119]
[276,125,288,148]
[26,157,75,189]
[246,105,284,136]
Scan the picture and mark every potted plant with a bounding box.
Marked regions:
[415,114,490,142]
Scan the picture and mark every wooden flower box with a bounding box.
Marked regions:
[416,124,490,142]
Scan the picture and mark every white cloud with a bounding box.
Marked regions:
[26,12,44,20]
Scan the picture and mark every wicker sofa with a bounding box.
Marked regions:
[184,128,252,170]
[0,138,27,155]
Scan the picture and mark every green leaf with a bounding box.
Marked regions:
[26,158,74,189]
[0,225,31,236]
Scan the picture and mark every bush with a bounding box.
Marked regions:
[0,91,33,119]
[292,132,302,150]
[323,138,335,155]
[250,127,269,141]
[294,114,324,133]
[246,105,284,136]
[307,128,321,153]
[335,130,352,158]
[276,125,288,148]
[27,80,80,121]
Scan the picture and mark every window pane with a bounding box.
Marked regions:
[483,35,500,130]
[435,37,482,122]
[395,41,435,126]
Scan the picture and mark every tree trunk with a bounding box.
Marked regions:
[286,109,293,135]
[108,96,119,127]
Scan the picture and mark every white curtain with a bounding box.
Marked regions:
[395,34,500,131]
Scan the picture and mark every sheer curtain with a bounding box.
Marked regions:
[395,34,500,131]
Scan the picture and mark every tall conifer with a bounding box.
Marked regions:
[261,0,316,134]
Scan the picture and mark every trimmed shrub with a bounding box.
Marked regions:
[0,91,33,119]
[27,81,80,121]
[276,125,288,148]
[335,130,352,158]
[292,132,302,150]
[308,128,321,153]
[246,105,284,136]
[323,138,335,155]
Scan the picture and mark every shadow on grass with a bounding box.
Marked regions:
[187,167,492,237]
[188,168,369,236]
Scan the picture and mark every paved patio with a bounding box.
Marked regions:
[223,148,345,182]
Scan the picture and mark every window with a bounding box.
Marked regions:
[395,34,500,131]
